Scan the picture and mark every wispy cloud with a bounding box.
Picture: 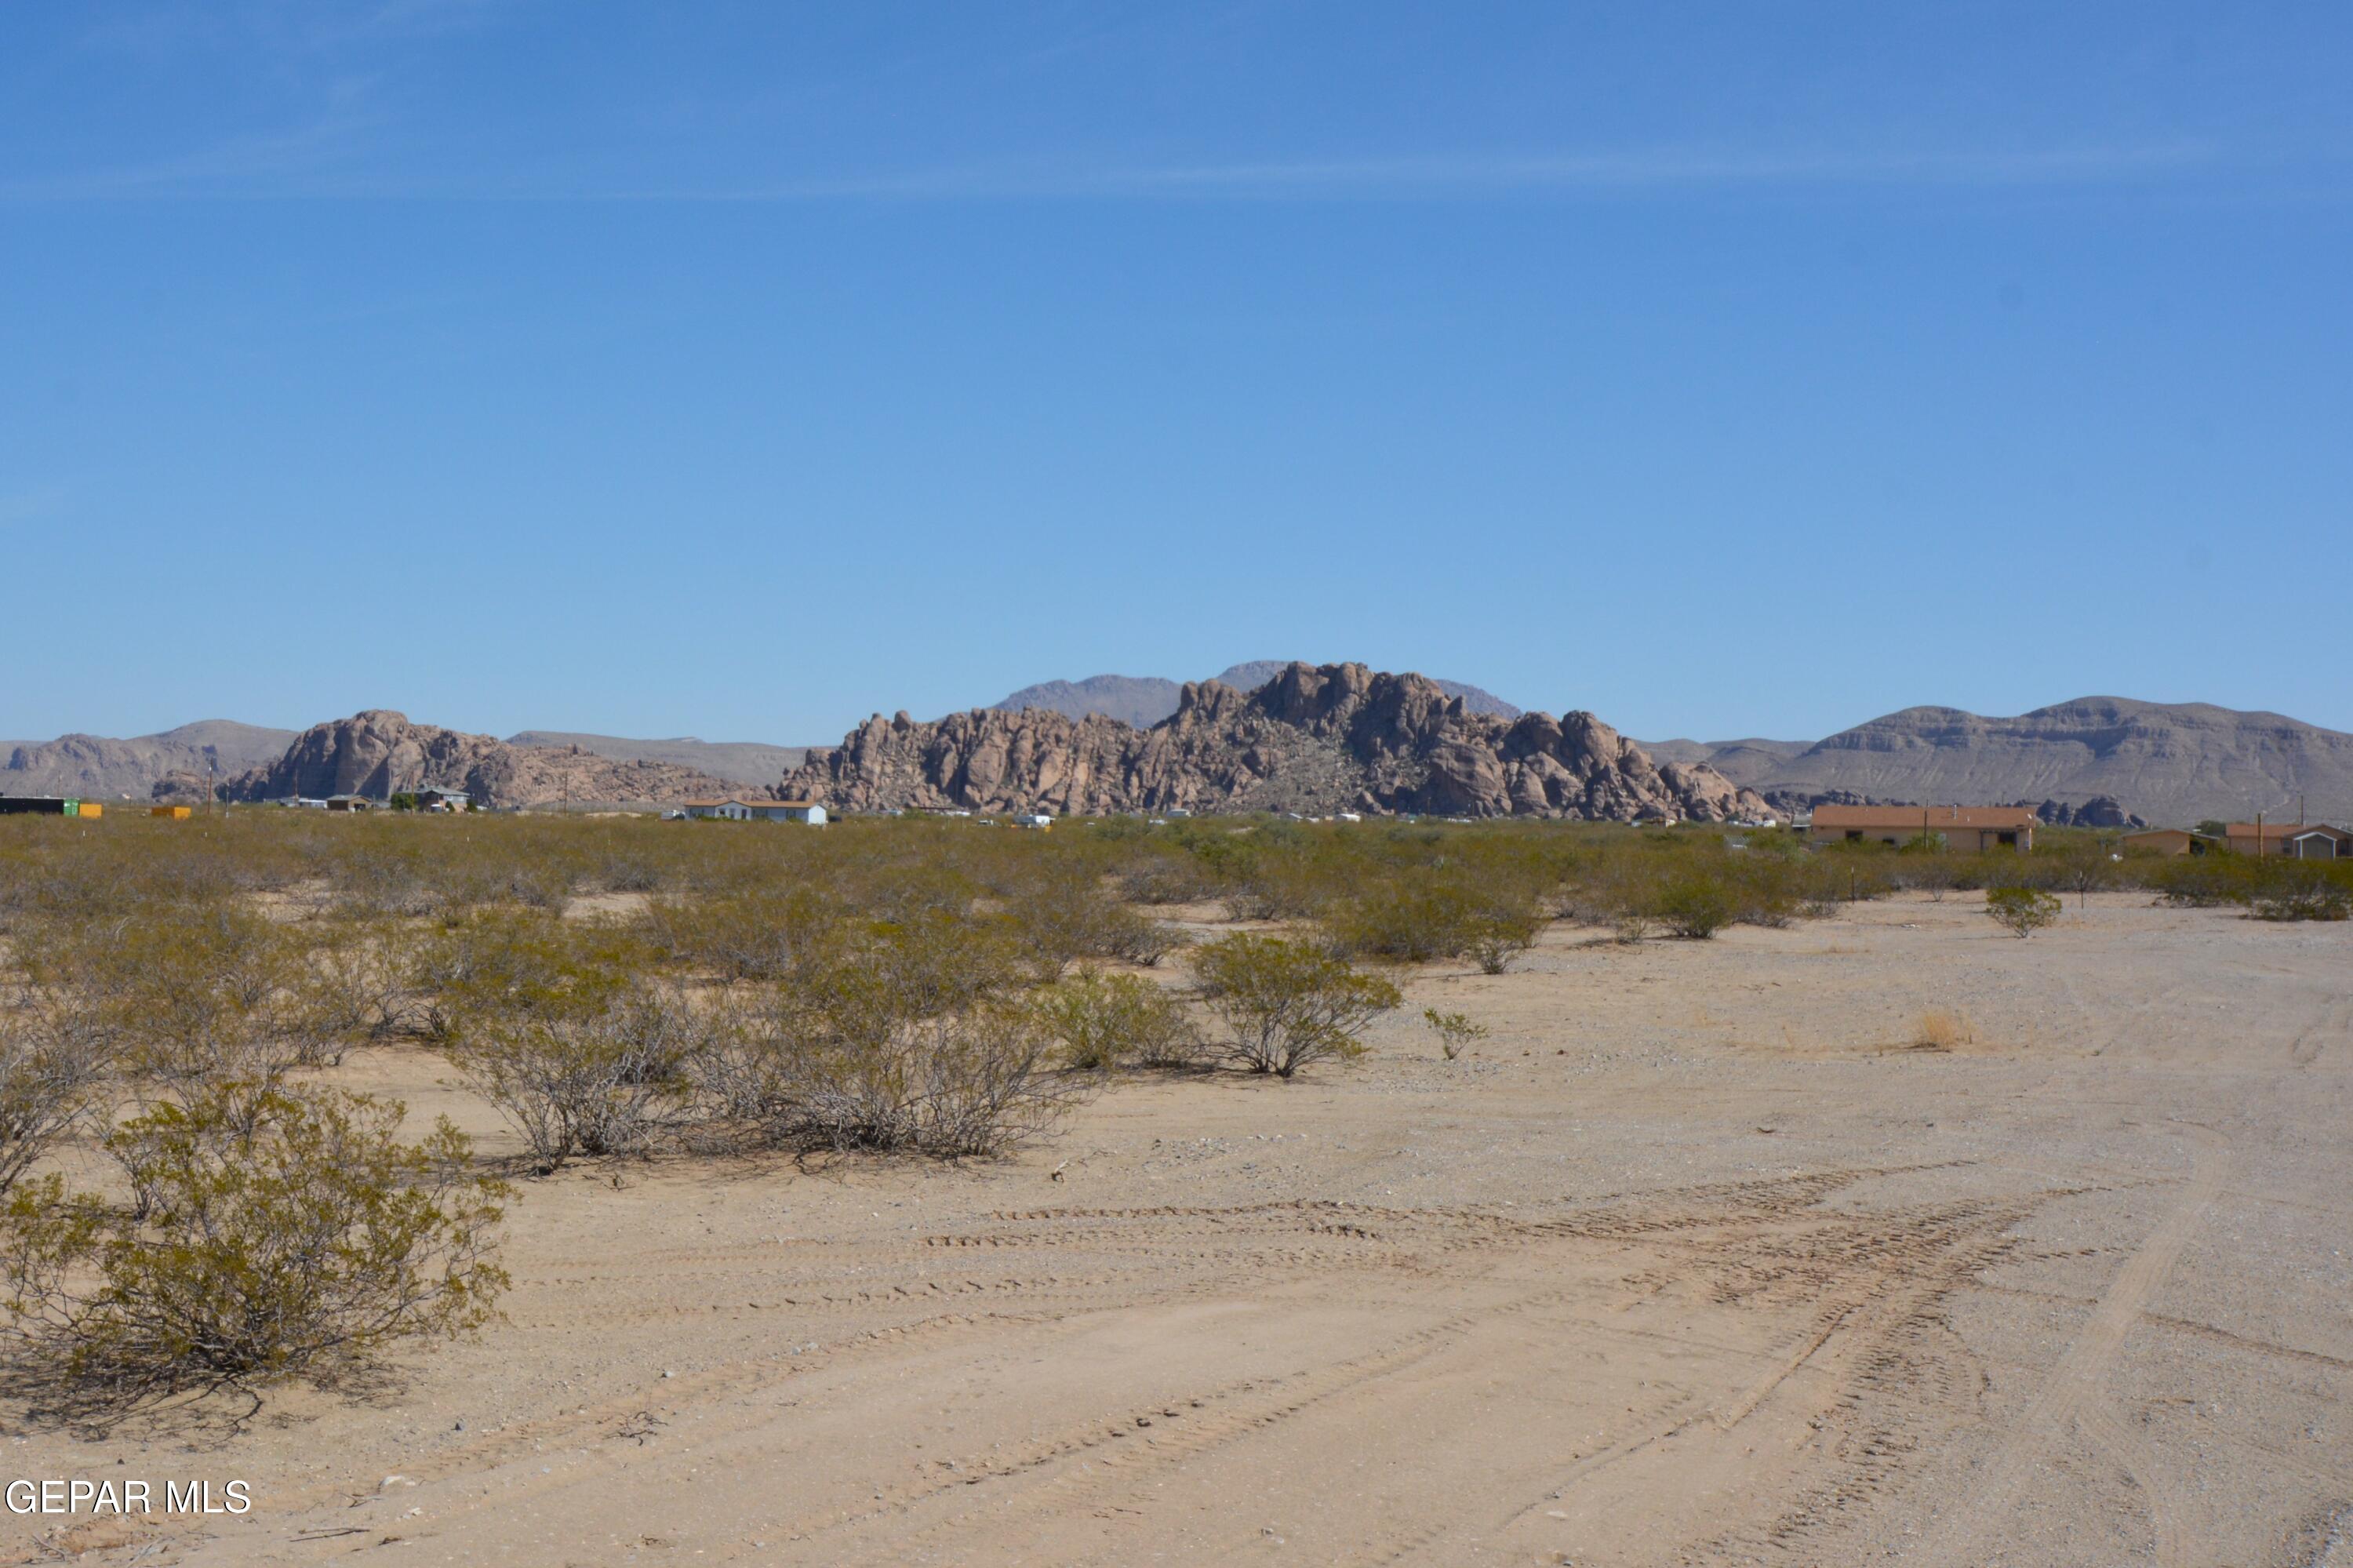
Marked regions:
[556,138,2223,204]
[0,127,2224,205]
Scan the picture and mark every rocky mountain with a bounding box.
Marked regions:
[506,731,809,788]
[1658,697,2353,827]
[786,662,1765,821]
[2,720,295,801]
[993,662,1520,726]
[213,711,757,809]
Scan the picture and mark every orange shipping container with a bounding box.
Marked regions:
[151,805,192,819]
[76,802,104,818]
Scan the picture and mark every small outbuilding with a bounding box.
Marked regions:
[0,797,78,817]
[1808,804,2036,852]
[325,794,376,813]
[415,787,471,813]
[2224,822,2350,859]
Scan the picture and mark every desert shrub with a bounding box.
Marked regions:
[0,1082,507,1406]
[758,1008,1084,1156]
[637,884,846,985]
[1032,969,1201,1071]
[1984,886,2062,937]
[1000,873,1183,980]
[60,905,321,1093]
[282,922,421,1064]
[1911,1010,1973,1050]
[1722,853,1810,927]
[2040,835,2120,905]
[794,911,1024,1041]
[453,986,716,1173]
[1463,906,1544,973]
[2247,863,2352,922]
[1190,934,1402,1078]
[1422,1008,1488,1060]
[2146,853,2255,908]
[1115,846,1217,905]
[700,911,1065,1155]
[1318,878,1475,962]
[406,910,651,1041]
[1654,873,1736,939]
[0,1008,113,1195]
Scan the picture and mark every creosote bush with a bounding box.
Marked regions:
[1422,1008,1488,1060]
[1032,969,1202,1071]
[1984,886,2062,938]
[454,985,721,1173]
[1191,934,1402,1079]
[2247,863,2352,922]
[769,1008,1087,1157]
[0,1082,507,1406]
[0,1007,113,1195]
[1653,873,1737,940]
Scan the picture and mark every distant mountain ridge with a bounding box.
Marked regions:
[506,732,810,788]
[1646,697,2353,825]
[2,720,295,800]
[992,662,1520,726]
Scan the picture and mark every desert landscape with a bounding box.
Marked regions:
[1,810,2345,1568]
[10,6,2351,1565]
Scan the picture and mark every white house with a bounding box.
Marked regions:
[681,798,827,824]
[747,800,827,825]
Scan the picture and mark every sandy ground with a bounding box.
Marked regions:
[5,892,2349,1566]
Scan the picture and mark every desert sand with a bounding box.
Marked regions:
[5,892,2348,1566]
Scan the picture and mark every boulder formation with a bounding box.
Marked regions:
[783,663,1769,821]
[220,711,754,809]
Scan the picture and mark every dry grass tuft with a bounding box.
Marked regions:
[1911,1009,1974,1052]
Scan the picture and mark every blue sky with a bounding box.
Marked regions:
[4,2,2348,746]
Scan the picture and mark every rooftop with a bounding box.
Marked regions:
[1810,805,2038,831]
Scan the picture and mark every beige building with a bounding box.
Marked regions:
[1807,804,2036,852]
[2224,822,2349,858]
[2121,828,2210,856]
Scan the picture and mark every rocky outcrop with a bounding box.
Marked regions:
[2029,795,2148,829]
[222,711,755,809]
[992,662,1519,727]
[784,663,1768,821]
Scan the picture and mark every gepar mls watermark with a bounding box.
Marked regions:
[6,1479,250,1516]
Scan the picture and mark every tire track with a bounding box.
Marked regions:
[1902,1124,2228,1566]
